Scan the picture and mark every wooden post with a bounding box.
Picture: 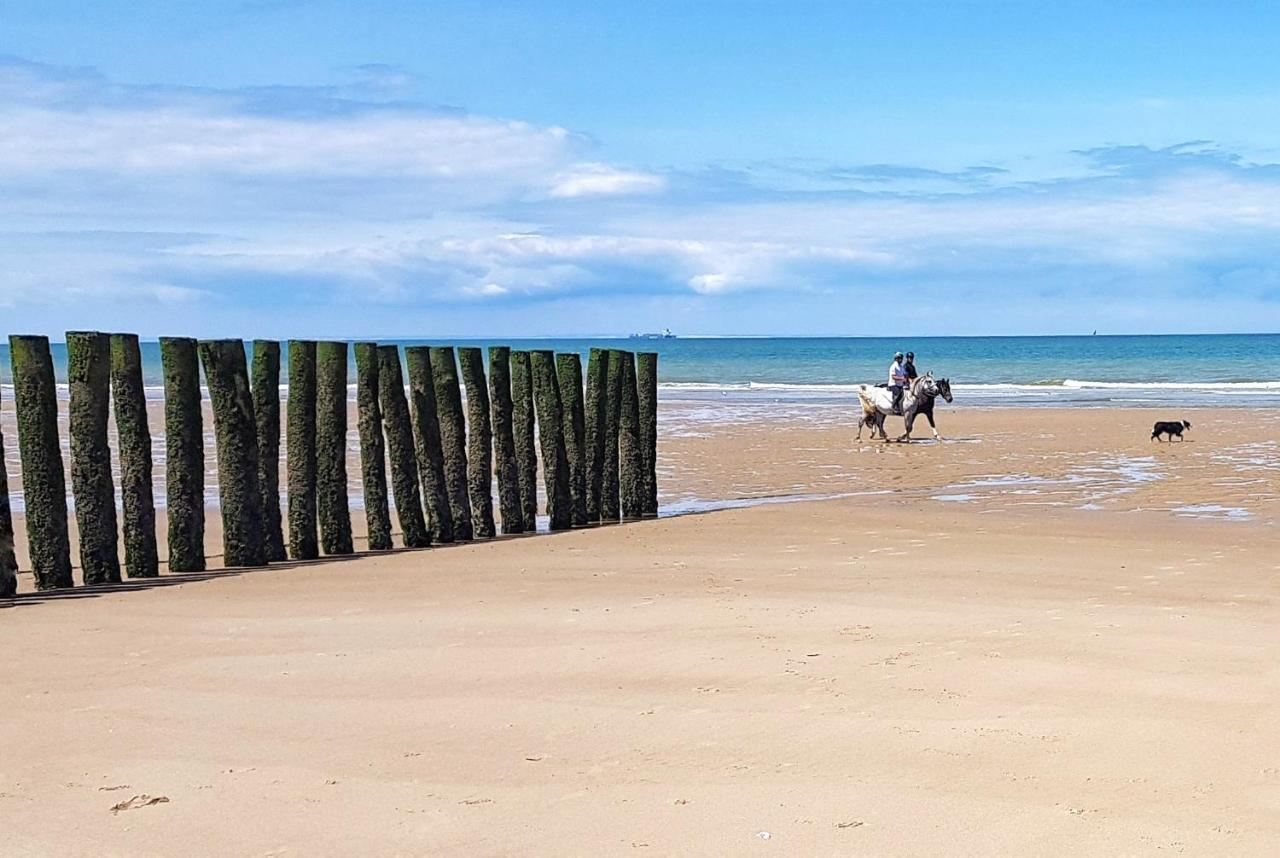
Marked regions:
[160,337,205,573]
[354,342,393,551]
[0,385,18,596]
[637,352,659,517]
[583,348,609,523]
[429,346,473,540]
[377,345,430,548]
[251,340,287,561]
[459,347,496,538]
[9,335,72,589]
[510,350,538,532]
[530,350,572,530]
[601,349,625,521]
[198,339,266,568]
[286,340,319,560]
[316,341,354,555]
[67,330,120,584]
[110,333,159,578]
[556,353,588,526]
[405,347,454,543]
[488,347,523,534]
[618,350,645,520]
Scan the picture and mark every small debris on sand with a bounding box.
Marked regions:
[110,794,169,814]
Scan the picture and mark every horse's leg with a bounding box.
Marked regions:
[926,410,940,440]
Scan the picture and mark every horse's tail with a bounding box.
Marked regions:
[856,385,876,416]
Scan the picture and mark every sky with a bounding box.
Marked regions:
[3,0,1280,337]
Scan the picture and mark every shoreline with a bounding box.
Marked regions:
[5,405,1277,587]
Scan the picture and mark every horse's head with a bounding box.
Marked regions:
[917,372,938,398]
[936,377,953,403]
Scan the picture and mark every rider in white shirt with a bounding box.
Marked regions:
[888,352,907,415]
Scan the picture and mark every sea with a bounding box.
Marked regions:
[3,333,1278,409]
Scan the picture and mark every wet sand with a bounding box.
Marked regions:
[2,407,1278,854]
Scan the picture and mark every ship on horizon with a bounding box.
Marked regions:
[630,328,676,340]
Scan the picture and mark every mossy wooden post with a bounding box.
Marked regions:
[556,353,588,527]
[286,340,318,560]
[251,340,287,562]
[198,339,266,568]
[9,336,71,589]
[377,345,430,548]
[67,331,120,584]
[110,333,159,578]
[355,342,392,551]
[511,350,538,531]
[160,337,204,573]
[601,349,625,521]
[488,347,523,535]
[637,352,659,517]
[458,347,496,538]
[316,341,354,555]
[0,386,19,597]
[429,346,472,540]
[618,350,645,520]
[530,350,572,530]
[405,347,453,543]
[583,348,609,523]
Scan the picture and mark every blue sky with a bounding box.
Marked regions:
[3,1,1280,336]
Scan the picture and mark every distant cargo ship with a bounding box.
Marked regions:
[630,328,676,340]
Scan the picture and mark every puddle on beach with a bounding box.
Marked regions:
[659,489,892,517]
[1170,504,1253,521]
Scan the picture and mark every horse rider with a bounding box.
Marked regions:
[904,352,918,386]
[888,352,908,415]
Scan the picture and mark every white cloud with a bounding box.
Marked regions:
[549,163,665,198]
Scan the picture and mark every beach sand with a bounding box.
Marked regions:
[2,406,1278,854]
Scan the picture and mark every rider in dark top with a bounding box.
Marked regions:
[904,352,917,384]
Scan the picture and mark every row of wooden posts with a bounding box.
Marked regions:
[0,335,659,596]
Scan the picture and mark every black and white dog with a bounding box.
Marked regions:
[1151,420,1191,441]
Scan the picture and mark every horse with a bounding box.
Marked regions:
[856,373,953,442]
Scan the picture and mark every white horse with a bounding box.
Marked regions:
[856,373,940,442]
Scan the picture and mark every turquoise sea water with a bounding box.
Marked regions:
[3,333,1279,407]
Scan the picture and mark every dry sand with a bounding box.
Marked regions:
[2,407,1278,854]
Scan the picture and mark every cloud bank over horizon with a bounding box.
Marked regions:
[3,56,1280,337]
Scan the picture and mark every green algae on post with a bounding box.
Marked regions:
[286,340,319,560]
[111,333,159,578]
[405,346,454,543]
[617,350,645,520]
[9,335,71,588]
[429,346,473,541]
[488,347,523,534]
[316,341,354,556]
[530,350,572,530]
[637,351,659,517]
[556,352,588,526]
[601,349,625,522]
[355,342,393,551]
[459,347,496,538]
[251,340,287,562]
[67,330,120,584]
[198,339,266,568]
[377,345,430,548]
[160,337,205,573]
[583,348,609,523]
[510,350,539,532]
